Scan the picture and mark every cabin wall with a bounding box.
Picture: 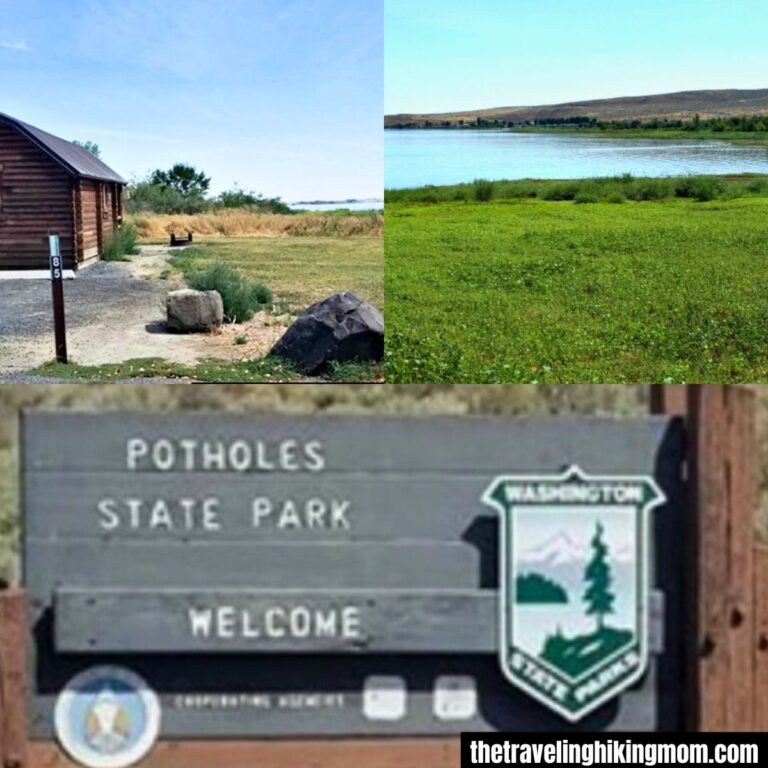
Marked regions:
[76,181,124,263]
[0,122,76,270]
[77,179,99,262]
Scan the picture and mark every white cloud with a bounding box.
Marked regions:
[0,39,28,51]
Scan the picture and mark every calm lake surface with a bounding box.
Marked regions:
[385,130,768,189]
[290,200,383,212]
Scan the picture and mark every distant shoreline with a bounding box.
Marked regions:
[290,198,384,206]
[385,125,768,148]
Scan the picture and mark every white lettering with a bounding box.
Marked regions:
[96,499,119,530]
[126,438,148,470]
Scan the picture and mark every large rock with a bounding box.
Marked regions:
[271,291,384,374]
[166,289,223,333]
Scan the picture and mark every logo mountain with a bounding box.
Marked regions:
[482,465,665,722]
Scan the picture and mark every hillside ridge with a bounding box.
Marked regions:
[385,88,768,127]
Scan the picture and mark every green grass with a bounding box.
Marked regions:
[386,186,768,383]
[0,448,16,585]
[169,236,383,311]
[30,357,382,383]
[187,262,272,322]
[102,223,140,262]
[385,174,768,205]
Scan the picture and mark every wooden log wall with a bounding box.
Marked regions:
[0,123,75,270]
[76,180,99,262]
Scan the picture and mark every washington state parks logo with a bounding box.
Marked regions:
[482,466,665,722]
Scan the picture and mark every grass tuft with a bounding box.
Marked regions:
[187,261,272,323]
[102,223,140,262]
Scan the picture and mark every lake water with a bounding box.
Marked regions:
[385,130,768,189]
[290,200,383,212]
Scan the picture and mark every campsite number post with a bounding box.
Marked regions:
[48,234,67,364]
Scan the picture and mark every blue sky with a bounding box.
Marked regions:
[386,0,768,114]
[0,0,383,200]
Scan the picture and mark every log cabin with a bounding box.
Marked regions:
[0,112,126,271]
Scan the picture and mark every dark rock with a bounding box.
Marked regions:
[271,291,384,374]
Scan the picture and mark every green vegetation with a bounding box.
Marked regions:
[187,262,272,322]
[170,237,383,311]
[0,447,15,585]
[389,109,768,146]
[127,163,294,215]
[386,176,768,383]
[516,126,768,147]
[516,573,569,604]
[102,223,140,262]
[71,139,101,157]
[385,174,768,206]
[30,357,381,383]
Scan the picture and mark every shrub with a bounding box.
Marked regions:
[472,179,495,202]
[216,186,293,214]
[574,192,599,204]
[188,262,272,323]
[627,179,672,201]
[674,176,724,202]
[126,181,209,215]
[102,223,140,262]
[606,192,626,204]
[541,183,579,201]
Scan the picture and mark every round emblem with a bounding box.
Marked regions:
[55,667,161,768]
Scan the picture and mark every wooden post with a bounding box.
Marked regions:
[754,545,768,731]
[650,384,757,731]
[0,590,28,768]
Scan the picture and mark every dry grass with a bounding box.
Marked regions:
[129,211,383,241]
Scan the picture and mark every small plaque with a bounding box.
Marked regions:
[363,676,407,721]
[434,676,477,720]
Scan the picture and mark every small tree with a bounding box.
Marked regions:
[583,522,615,630]
[72,140,101,158]
[150,163,210,197]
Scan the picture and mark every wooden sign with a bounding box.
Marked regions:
[20,412,686,750]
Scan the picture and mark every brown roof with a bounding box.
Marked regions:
[0,112,126,184]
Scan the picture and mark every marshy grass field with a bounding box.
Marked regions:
[386,175,768,383]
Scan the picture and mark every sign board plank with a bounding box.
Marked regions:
[25,541,480,593]
[24,472,496,543]
[22,412,677,474]
[55,589,497,654]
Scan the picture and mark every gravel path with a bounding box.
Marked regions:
[0,250,210,374]
[0,262,161,338]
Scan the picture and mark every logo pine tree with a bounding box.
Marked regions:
[583,521,615,632]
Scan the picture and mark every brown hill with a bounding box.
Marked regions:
[385,89,768,127]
